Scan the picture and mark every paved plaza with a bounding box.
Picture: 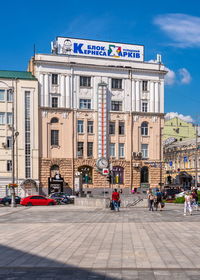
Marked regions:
[0,204,200,279]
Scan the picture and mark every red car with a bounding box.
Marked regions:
[20,195,57,206]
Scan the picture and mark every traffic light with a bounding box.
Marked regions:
[106,174,112,183]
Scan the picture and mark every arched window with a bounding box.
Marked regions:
[51,117,59,123]
[112,166,124,184]
[141,122,148,136]
[50,164,59,177]
[78,165,93,184]
[141,166,149,183]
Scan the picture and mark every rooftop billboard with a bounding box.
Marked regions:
[51,37,144,62]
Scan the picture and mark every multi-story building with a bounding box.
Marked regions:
[29,37,166,194]
[0,71,39,197]
[163,117,196,141]
[164,138,200,187]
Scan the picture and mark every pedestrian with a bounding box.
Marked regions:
[148,190,155,211]
[155,188,163,211]
[112,189,120,212]
[184,191,193,216]
[191,188,198,211]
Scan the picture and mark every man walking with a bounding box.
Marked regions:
[112,189,120,211]
[184,191,193,216]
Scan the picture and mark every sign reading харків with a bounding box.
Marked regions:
[51,37,144,62]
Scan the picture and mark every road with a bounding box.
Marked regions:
[0,204,200,279]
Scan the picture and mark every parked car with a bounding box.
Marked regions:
[0,196,21,206]
[49,193,74,204]
[175,192,185,198]
[20,195,57,206]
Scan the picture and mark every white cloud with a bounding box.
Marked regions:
[164,67,176,85]
[154,14,200,48]
[178,68,192,84]
[165,112,193,123]
[164,67,191,86]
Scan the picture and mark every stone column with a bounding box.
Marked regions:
[136,80,140,112]
[132,80,136,111]
[149,81,155,113]
[160,80,164,113]
[155,82,159,113]
[44,74,49,107]
[60,75,65,108]
[39,74,44,107]
[65,75,70,108]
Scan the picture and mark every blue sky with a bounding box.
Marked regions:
[1,0,200,122]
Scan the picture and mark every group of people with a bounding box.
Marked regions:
[147,189,164,211]
[110,187,199,215]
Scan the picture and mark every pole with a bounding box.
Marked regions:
[195,124,198,188]
[11,88,16,207]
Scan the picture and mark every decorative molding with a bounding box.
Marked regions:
[76,112,94,119]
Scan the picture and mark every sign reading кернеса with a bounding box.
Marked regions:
[55,37,144,62]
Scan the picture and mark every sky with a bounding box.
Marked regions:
[0,0,200,122]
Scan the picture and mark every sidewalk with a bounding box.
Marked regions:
[0,204,199,279]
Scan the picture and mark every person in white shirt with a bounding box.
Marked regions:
[184,191,192,216]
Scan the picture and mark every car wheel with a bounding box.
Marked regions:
[4,201,10,206]
[48,202,54,206]
[27,202,32,206]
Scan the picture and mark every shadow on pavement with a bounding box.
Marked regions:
[0,244,118,280]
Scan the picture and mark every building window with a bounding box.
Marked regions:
[77,120,84,133]
[7,113,12,125]
[141,166,149,183]
[25,91,31,178]
[87,142,93,157]
[79,99,91,109]
[51,130,59,146]
[0,89,5,101]
[0,113,5,124]
[50,117,59,123]
[109,122,115,134]
[7,89,13,102]
[87,121,93,134]
[7,160,12,171]
[52,74,58,85]
[112,79,122,89]
[119,122,125,135]
[142,81,148,91]
[141,122,148,136]
[141,144,148,159]
[51,97,58,108]
[77,142,84,157]
[78,165,93,184]
[111,101,122,111]
[110,143,115,157]
[142,102,148,112]
[6,136,12,149]
[112,166,124,184]
[119,143,125,158]
[80,76,91,87]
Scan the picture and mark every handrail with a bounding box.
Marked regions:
[126,198,143,207]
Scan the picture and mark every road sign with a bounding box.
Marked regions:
[184,156,188,162]
[102,168,109,175]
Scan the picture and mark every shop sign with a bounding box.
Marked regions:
[52,37,144,62]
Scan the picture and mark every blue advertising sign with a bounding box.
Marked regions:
[169,161,173,167]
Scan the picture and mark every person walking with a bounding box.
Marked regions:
[112,189,120,212]
[184,191,193,216]
[148,190,155,211]
[155,188,163,211]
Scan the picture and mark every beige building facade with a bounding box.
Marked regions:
[0,71,39,197]
[29,37,166,194]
